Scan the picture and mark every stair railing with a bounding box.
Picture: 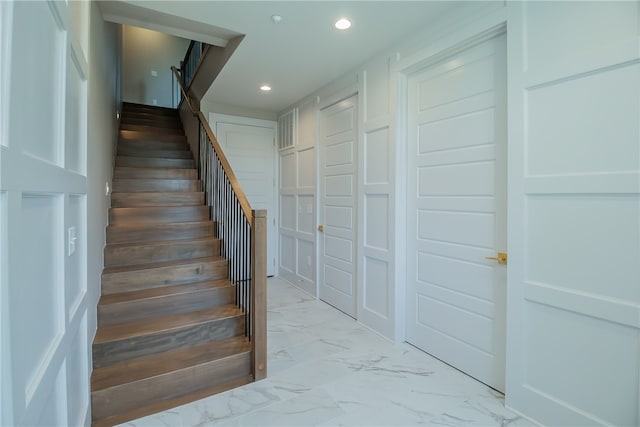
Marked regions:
[171,65,267,381]
[180,41,207,92]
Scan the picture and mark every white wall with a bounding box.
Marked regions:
[0,0,120,424]
[122,25,189,108]
[278,1,639,425]
[87,0,121,362]
[201,98,277,122]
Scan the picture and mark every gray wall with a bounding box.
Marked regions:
[122,25,190,108]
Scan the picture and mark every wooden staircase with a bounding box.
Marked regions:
[91,103,254,426]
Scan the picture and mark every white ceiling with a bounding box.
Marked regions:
[100,1,463,114]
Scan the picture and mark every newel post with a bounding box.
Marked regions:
[251,209,267,380]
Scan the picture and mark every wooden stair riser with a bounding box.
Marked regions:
[121,111,179,121]
[105,238,220,267]
[93,376,253,427]
[122,108,179,118]
[120,123,184,134]
[98,286,234,325]
[92,337,250,390]
[114,167,196,180]
[120,117,184,130]
[119,130,187,143]
[101,259,228,294]
[92,315,245,368]
[109,206,209,225]
[115,156,194,169]
[91,353,250,422]
[113,179,200,193]
[110,192,204,207]
[117,140,190,152]
[120,117,182,129]
[106,222,213,244]
[117,146,192,159]
[122,103,179,116]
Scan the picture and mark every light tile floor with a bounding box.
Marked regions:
[121,277,534,427]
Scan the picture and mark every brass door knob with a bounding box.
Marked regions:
[485,252,507,265]
[318,225,324,232]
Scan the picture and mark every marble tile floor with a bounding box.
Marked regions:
[121,277,534,427]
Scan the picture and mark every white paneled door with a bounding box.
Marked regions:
[319,95,358,318]
[213,116,277,276]
[406,34,507,391]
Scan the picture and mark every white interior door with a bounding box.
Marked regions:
[406,34,507,391]
[213,117,277,276]
[318,95,358,318]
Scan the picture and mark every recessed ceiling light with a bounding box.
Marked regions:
[334,18,351,30]
[271,15,282,23]
[260,85,272,92]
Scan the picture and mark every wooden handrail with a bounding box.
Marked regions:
[182,40,196,71]
[171,66,196,114]
[170,65,253,221]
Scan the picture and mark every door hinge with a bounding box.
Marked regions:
[273,258,276,266]
[273,218,275,226]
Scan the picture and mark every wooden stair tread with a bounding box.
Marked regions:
[123,102,178,113]
[114,167,193,172]
[117,148,193,158]
[114,167,196,179]
[99,279,231,305]
[107,219,211,228]
[111,192,204,207]
[94,305,243,344]
[119,130,186,140]
[115,156,195,168]
[104,237,221,268]
[103,255,222,274]
[106,221,214,244]
[121,124,184,135]
[117,142,190,151]
[109,205,207,213]
[109,205,208,225]
[113,178,198,183]
[91,336,250,390]
[105,236,217,249]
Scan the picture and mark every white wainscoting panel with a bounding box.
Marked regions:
[363,256,389,318]
[364,127,389,185]
[358,54,395,338]
[3,1,94,424]
[506,1,640,425]
[364,55,390,123]
[11,3,64,166]
[65,52,87,175]
[297,195,314,235]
